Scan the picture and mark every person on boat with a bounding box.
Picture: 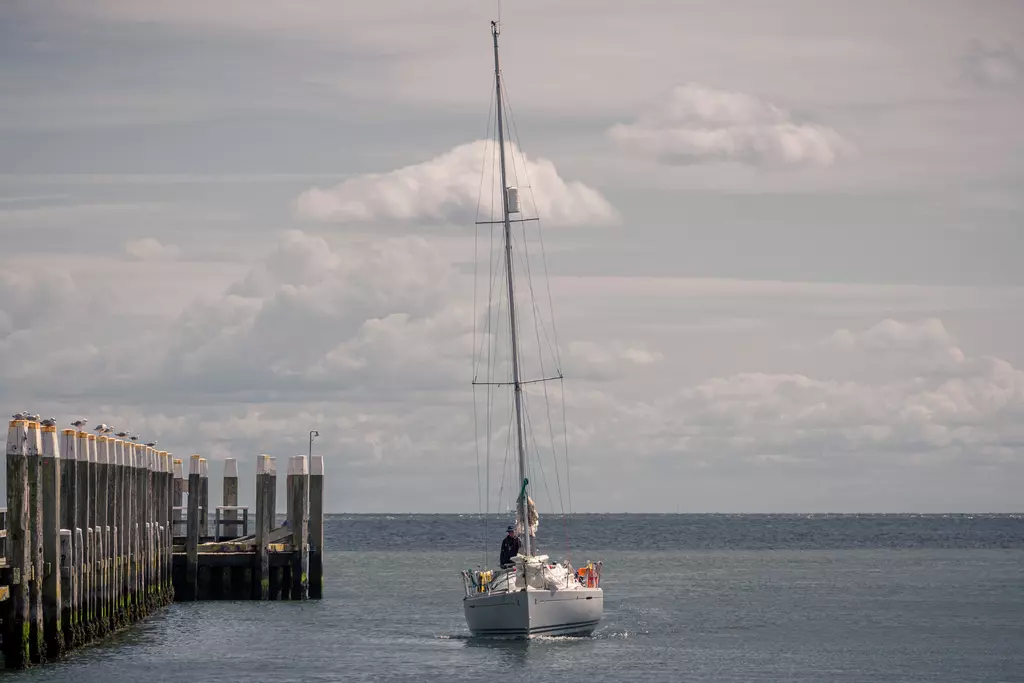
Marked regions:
[499,525,520,567]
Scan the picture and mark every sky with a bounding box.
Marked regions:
[1,1,1022,513]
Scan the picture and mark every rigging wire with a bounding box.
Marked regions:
[511,224,570,556]
[501,82,571,556]
[501,75,575,553]
[473,74,498,562]
[502,79,563,371]
[476,17,576,561]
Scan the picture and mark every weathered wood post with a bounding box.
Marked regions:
[106,439,117,630]
[309,455,325,599]
[223,458,239,539]
[4,419,33,669]
[97,435,109,633]
[135,443,146,612]
[165,452,174,601]
[286,456,309,600]
[41,421,63,658]
[121,443,130,617]
[27,420,45,663]
[172,459,184,536]
[59,428,79,646]
[254,455,276,600]
[146,450,155,606]
[89,434,100,634]
[110,439,122,627]
[91,435,102,635]
[73,526,83,638]
[155,452,163,601]
[58,529,72,649]
[104,438,114,631]
[130,444,140,618]
[121,441,131,620]
[199,457,209,539]
[158,450,167,603]
[185,454,201,600]
[75,431,92,640]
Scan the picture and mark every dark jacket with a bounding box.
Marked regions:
[499,534,521,566]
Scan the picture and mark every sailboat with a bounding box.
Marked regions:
[459,19,604,638]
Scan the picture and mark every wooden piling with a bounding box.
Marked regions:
[254,455,276,600]
[146,448,154,607]
[26,421,45,663]
[73,528,83,632]
[223,458,239,539]
[58,529,72,648]
[166,452,174,600]
[104,439,116,631]
[94,436,108,636]
[4,420,33,668]
[109,439,121,628]
[309,455,325,599]
[59,429,79,647]
[93,437,103,634]
[199,458,209,539]
[172,459,184,536]
[76,432,92,641]
[119,441,129,622]
[127,444,138,617]
[286,456,309,600]
[185,455,201,600]
[133,443,144,612]
[41,423,63,657]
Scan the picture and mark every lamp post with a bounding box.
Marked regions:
[308,430,319,461]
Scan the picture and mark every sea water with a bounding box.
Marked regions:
[17,514,1024,682]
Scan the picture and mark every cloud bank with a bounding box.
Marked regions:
[294,140,618,227]
[607,84,856,167]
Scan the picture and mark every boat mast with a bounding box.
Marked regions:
[491,20,531,559]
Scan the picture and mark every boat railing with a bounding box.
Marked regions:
[462,567,517,597]
[573,560,602,588]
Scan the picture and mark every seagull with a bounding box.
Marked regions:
[115,431,129,439]
[12,412,29,420]
[145,441,158,447]
[40,418,56,427]
[129,434,139,442]
[27,414,40,422]
[71,419,88,429]
[102,426,114,435]
[93,423,109,433]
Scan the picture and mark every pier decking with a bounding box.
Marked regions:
[1,419,325,670]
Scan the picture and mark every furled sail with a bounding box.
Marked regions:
[516,496,540,539]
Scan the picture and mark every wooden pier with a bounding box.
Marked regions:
[0,418,325,670]
[170,453,325,601]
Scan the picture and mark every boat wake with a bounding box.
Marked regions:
[437,628,640,642]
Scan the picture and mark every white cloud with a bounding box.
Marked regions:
[567,320,1024,473]
[294,140,618,227]
[828,318,965,363]
[124,237,181,261]
[607,84,856,167]
[158,230,467,396]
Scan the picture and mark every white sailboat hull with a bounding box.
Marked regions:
[463,587,603,638]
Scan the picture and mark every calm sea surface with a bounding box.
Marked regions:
[13,514,1024,683]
